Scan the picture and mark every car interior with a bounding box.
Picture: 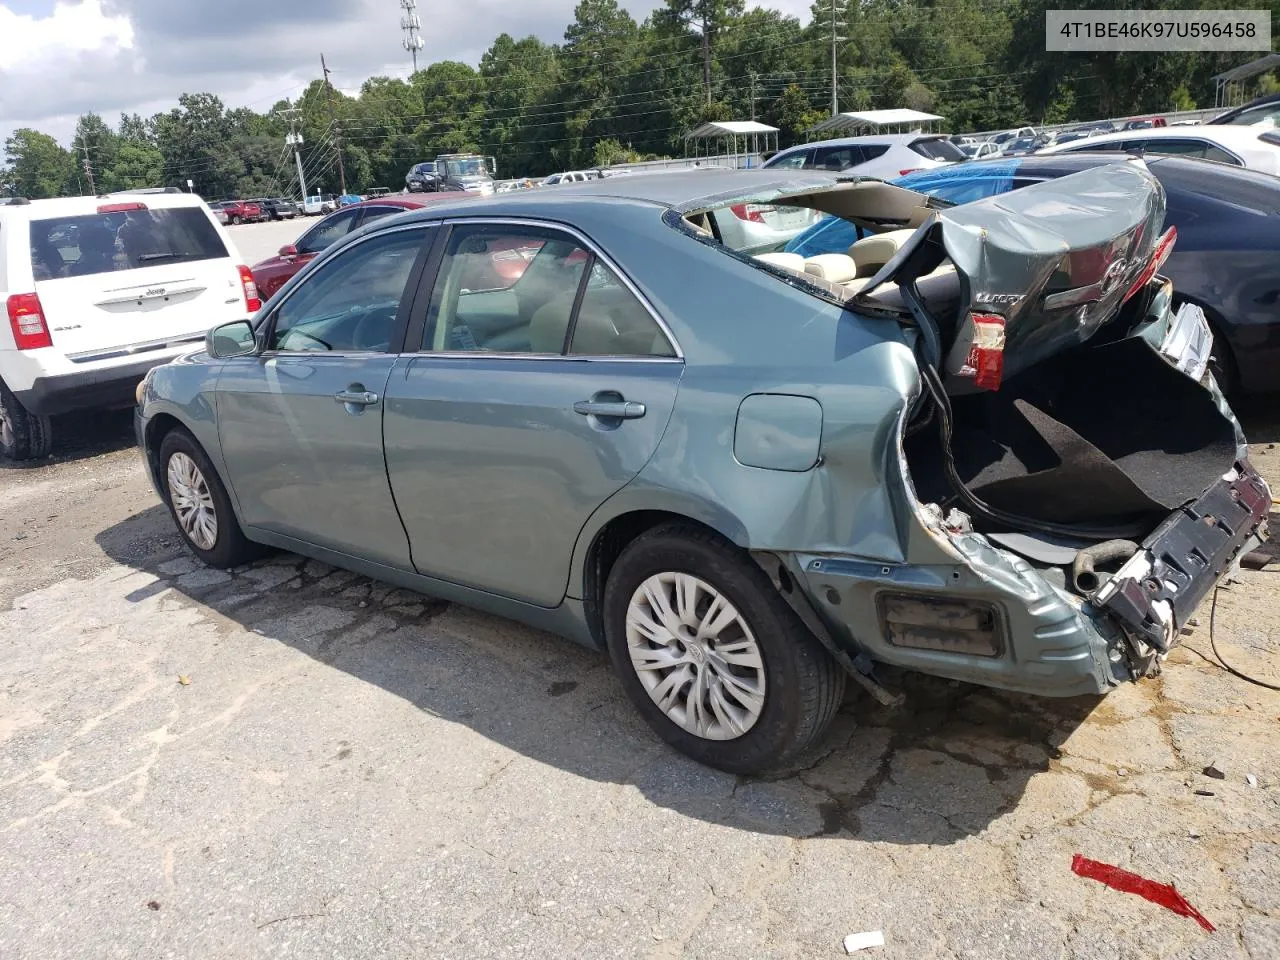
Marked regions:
[424,230,673,357]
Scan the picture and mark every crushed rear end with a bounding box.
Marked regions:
[822,164,1270,693]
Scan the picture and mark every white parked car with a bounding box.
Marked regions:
[961,141,1001,159]
[710,201,824,256]
[1038,124,1280,175]
[762,133,966,178]
[302,194,337,215]
[0,192,257,460]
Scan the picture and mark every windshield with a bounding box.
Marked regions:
[1222,104,1280,128]
[445,158,488,178]
[1007,138,1037,150]
[29,207,228,280]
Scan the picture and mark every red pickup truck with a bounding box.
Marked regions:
[213,200,264,224]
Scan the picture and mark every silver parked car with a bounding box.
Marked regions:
[136,169,1269,773]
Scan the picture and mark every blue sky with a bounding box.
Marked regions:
[1,0,812,149]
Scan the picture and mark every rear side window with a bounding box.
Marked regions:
[910,138,966,162]
[29,207,228,281]
[812,145,864,170]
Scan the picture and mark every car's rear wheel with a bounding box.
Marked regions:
[603,524,845,775]
[158,428,264,568]
[0,380,52,462]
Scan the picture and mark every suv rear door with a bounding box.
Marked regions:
[30,200,249,359]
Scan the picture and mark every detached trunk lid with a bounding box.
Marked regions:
[857,161,1168,386]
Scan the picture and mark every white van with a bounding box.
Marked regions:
[0,192,258,460]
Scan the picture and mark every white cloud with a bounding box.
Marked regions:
[1,0,816,149]
[0,0,132,71]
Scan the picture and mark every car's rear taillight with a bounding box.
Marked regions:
[1122,226,1177,303]
[899,168,923,176]
[6,293,52,350]
[97,202,147,214]
[729,203,768,223]
[238,265,262,312]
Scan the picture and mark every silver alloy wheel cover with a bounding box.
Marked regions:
[625,572,767,741]
[166,452,219,551]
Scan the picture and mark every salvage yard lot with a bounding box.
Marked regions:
[1,376,1278,955]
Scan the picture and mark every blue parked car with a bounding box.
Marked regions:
[135,169,1268,773]
[785,154,1280,393]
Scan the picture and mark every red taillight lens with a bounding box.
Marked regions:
[97,202,147,214]
[7,293,53,350]
[238,265,262,312]
[1122,226,1177,303]
[899,168,923,176]
[729,203,768,223]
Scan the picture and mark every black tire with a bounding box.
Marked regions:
[157,427,264,568]
[231,215,241,225]
[1208,328,1239,397]
[0,379,52,461]
[603,524,845,775]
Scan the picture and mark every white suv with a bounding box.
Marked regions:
[1,192,259,460]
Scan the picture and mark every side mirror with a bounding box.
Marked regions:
[279,244,298,258]
[207,319,258,359]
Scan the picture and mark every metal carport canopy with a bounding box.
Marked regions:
[809,109,944,136]
[684,120,780,139]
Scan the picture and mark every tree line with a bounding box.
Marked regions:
[2,0,1274,201]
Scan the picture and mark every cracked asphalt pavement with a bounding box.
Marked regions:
[1,399,1278,959]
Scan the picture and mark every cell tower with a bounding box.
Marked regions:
[400,0,424,73]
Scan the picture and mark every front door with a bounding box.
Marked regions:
[383,221,683,607]
[217,225,434,568]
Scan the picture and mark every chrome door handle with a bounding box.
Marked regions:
[573,400,646,420]
[334,389,379,406]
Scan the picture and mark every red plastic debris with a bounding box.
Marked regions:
[1071,855,1215,933]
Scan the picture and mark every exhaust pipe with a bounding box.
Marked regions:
[1073,540,1140,596]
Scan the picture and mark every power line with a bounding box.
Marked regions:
[321,54,348,195]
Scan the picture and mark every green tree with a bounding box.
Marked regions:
[3,129,75,199]
[659,0,744,104]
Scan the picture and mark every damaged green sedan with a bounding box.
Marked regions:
[136,165,1270,774]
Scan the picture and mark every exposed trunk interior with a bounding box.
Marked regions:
[904,333,1239,542]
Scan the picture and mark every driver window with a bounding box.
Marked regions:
[296,208,360,254]
[270,228,429,353]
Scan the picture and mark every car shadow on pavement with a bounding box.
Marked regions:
[97,507,1100,845]
[0,408,136,470]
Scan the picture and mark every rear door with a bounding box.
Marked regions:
[383,220,683,607]
[31,201,248,358]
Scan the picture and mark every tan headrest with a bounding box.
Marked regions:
[849,229,916,275]
[754,252,807,274]
[804,253,858,284]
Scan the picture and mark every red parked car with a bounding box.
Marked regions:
[252,195,466,299]
[215,199,264,225]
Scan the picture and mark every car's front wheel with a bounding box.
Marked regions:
[603,524,845,775]
[0,379,52,461]
[158,429,264,568]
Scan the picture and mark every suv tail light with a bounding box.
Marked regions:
[97,201,147,214]
[1122,226,1177,303]
[238,265,262,312]
[729,203,769,223]
[7,293,53,350]
[899,168,923,176]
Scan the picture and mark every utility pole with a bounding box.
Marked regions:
[400,0,424,74]
[830,0,847,116]
[81,145,96,195]
[749,71,758,121]
[321,54,348,196]
[279,108,307,202]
